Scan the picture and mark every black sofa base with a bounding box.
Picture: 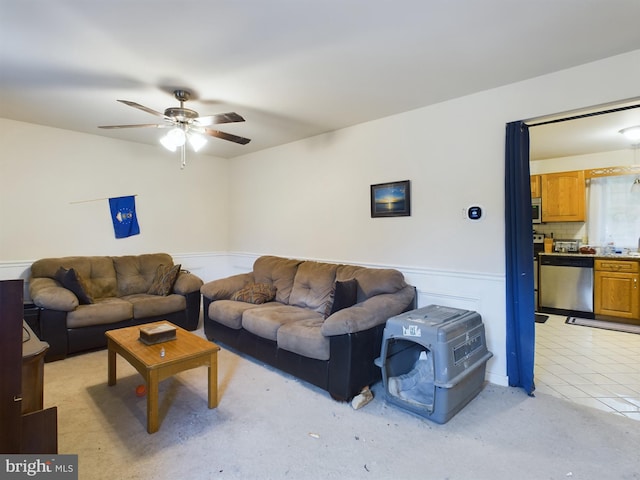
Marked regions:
[40,291,201,362]
[203,303,387,401]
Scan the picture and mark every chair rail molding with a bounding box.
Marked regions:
[1,251,507,386]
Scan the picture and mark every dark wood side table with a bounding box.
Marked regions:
[22,322,48,414]
[23,303,41,339]
[1,280,57,454]
[21,321,58,453]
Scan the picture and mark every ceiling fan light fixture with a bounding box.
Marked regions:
[100,90,250,168]
[619,126,640,143]
[160,127,186,151]
[159,135,177,152]
[188,132,207,152]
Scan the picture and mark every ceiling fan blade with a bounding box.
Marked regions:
[98,123,164,129]
[204,128,251,145]
[117,100,170,119]
[195,112,246,126]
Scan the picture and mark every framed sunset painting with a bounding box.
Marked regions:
[370,180,411,217]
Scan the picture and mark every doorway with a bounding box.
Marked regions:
[513,98,640,415]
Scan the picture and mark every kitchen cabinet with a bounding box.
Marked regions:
[530,175,541,198]
[594,259,640,321]
[541,170,585,222]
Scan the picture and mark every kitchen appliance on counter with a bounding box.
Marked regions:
[539,254,594,318]
[553,239,581,253]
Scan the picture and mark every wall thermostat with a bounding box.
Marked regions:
[464,205,483,221]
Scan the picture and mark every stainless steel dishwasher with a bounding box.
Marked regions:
[539,255,594,318]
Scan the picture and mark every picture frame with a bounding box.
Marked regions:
[370,180,411,217]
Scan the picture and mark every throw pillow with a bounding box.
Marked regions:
[324,279,358,318]
[147,264,181,296]
[56,266,94,305]
[231,283,277,304]
[54,266,67,286]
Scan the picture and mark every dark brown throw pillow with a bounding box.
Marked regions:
[231,283,277,304]
[148,264,181,296]
[324,279,358,318]
[56,266,94,305]
[54,266,67,286]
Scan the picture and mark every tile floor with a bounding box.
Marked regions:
[534,313,640,420]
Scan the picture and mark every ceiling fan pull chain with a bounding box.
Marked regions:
[181,144,186,169]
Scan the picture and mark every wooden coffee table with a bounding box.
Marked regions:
[105,321,220,434]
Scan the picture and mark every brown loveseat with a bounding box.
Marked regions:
[29,253,202,361]
[201,255,416,401]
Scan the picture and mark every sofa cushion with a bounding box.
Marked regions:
[31,256,118,299]
[335,265,407,301]
[173,272,204,295]
[122,293,186,319]
[147,264,181,296]
[324,278,358,318]
[253,256,302,304]
[55,267,94,305]
[201,273,254,301]
[66,297,134,328]
[242,304,320,341]
[208,300,271,330]
[113,253,174,296]
[354,268,407,298]
[277,318,329,361]
[289,261,337,313]
[231,283,277,304]
[321,285,416,336]
[30,278,78,312]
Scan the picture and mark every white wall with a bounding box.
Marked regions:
[229,100,507,273]
[2,49,639,388]
[230,49,640,272]
[0,119,230,260]
[228,49,640,386]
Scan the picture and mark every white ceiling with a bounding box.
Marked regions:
[2,1,640,159]
[530,101,640,161]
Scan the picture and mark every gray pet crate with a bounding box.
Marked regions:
[375,304,492,424]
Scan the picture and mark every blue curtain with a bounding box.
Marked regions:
[505,121,535,395]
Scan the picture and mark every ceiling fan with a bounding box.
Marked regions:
[99,89,250,167]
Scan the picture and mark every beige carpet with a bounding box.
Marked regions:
[44,329,640,479]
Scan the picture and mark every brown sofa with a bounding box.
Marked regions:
[201,255,416,401]
[29,253,202,361]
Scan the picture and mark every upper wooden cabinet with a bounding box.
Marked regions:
[541,170,586,222]
[530,175,541,198]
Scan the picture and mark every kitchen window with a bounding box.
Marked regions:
[587,174,640,249]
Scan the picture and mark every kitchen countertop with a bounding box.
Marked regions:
[539,252,640,260]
